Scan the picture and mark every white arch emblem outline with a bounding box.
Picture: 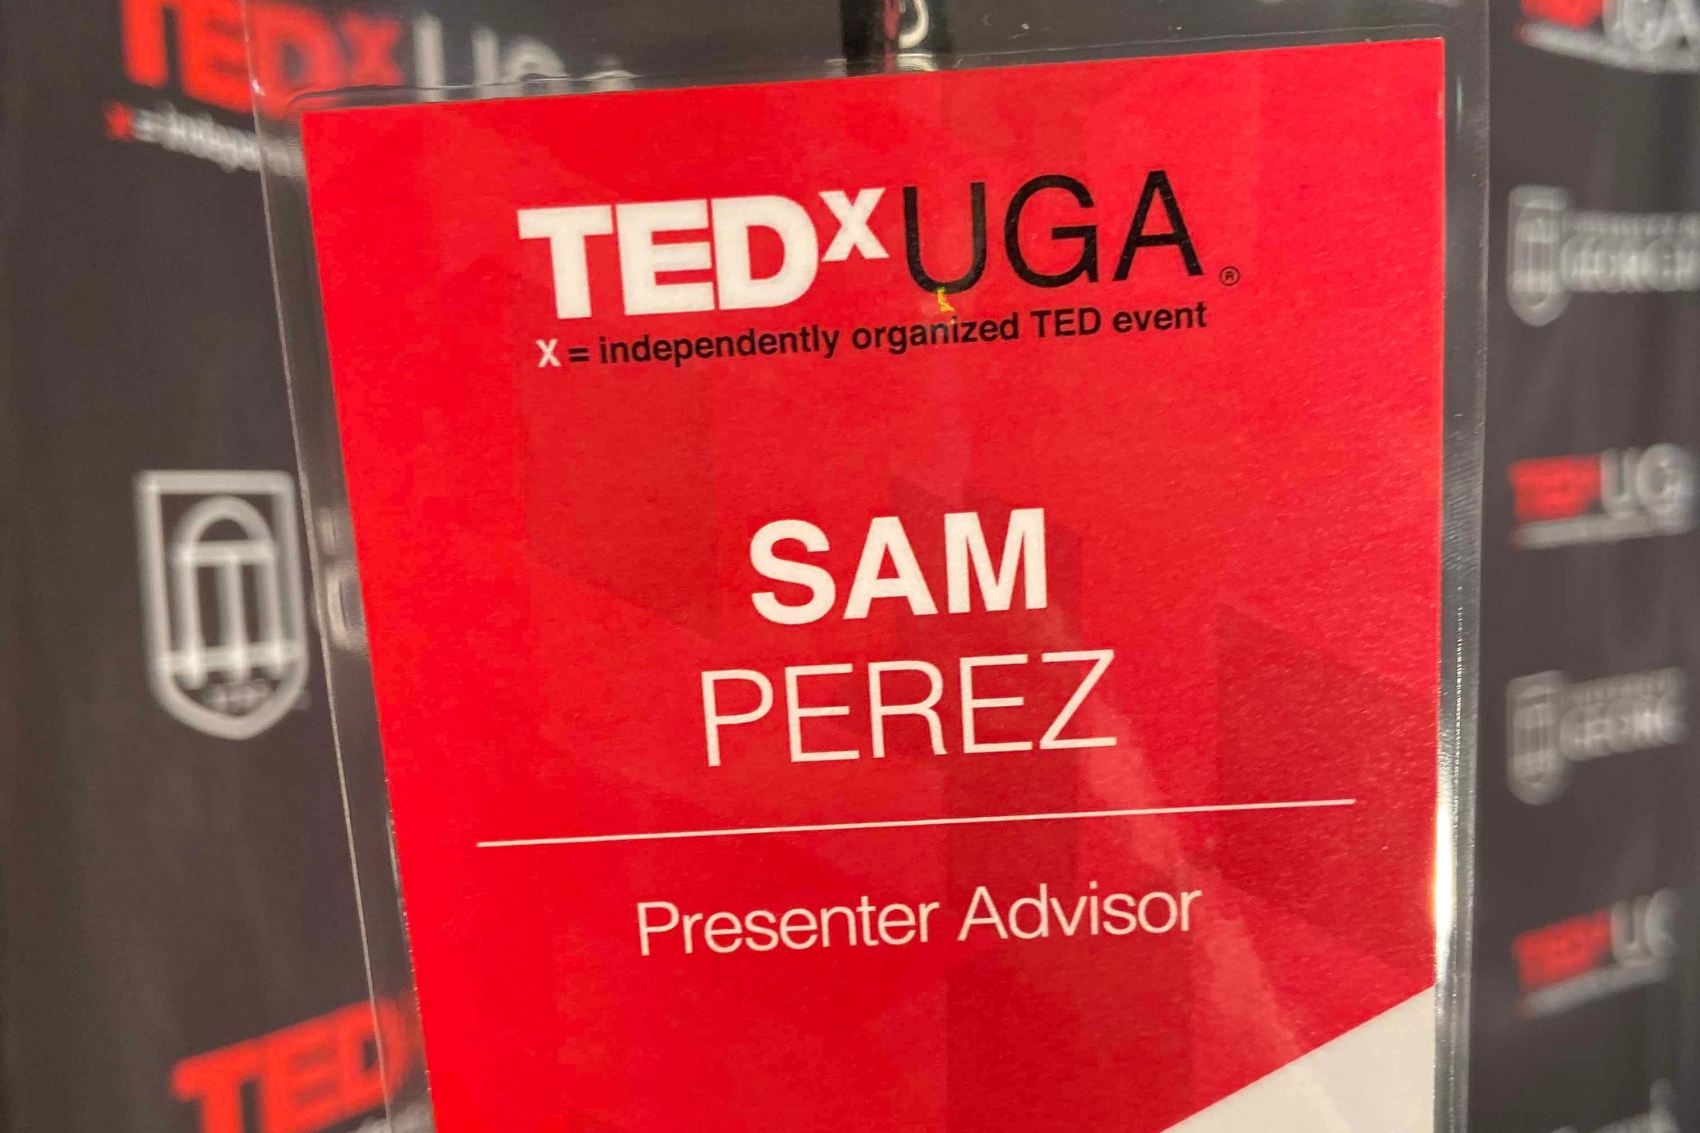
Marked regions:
[135,470,309,740]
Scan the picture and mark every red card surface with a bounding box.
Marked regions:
[303,40,1446,1133]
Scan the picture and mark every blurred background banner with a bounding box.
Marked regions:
[0,2,1692,1132]
[1470,4,1700,1133]
[0,3,837,1133]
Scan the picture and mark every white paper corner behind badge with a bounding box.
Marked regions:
[1162,987,1436,1133]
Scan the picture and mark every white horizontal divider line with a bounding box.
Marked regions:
[477,798,1357,849]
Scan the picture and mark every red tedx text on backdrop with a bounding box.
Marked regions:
[1512,911,1614,992]
[172,1001,411,1133]
[1522,0,1607,26]
[1509,455,1603,521]
[120,0,404,119]
[302,42,1446,1133]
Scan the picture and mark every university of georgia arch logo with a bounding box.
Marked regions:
[134,471,309,740]
[1507,186,1571,326]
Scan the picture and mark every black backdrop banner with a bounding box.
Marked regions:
[1,2,1694,1132]
[0,4,839,1133]
[1472,3,1700,1132]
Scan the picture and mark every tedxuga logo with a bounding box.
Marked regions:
[518,171,1203,318]
[1507,446,1694,548]
[1521,0,1700,70]
[120,0,564,120]
[1511,890,1677,1017]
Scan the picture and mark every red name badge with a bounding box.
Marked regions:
[302,40,1446,1133]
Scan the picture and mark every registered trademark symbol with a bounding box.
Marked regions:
[1219,266,1241,286]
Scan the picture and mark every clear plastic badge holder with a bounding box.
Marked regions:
[250,3,1485,1131]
